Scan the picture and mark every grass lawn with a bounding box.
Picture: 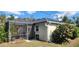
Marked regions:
[0,38,79,47]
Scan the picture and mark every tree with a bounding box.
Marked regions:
[0,15,6,23]
[0,15,8,43]
[75,17,79,27]
[8,15,15,20]
[62,15,74,24]
[0,25,7,42]
[62,16,69,22]
[51,24,77,44]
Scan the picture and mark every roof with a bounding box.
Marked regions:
[8,20,65,25]
[32,20,65,25]
[8,21,33,25]
[47,21,65,25]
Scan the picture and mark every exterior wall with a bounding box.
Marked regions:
[34,23,57,41]
[46,24,57,41]
[34,23,48,41]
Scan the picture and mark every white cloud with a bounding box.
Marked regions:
[6,11,21,19]
[58,18,62,21]
[63,11,77,16]
[27,11,36,14]
[57,11,77,17]
[54,11,78,21]
[14,16,19,18]
[6,15,10,18]
[8,11,21,15]
[6,15,18,19]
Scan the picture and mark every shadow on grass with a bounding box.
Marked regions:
[51,39,70,44]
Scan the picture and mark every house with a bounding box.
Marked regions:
[7,20,65,42]
[32,20,65,41]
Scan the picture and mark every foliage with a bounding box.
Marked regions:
[0,15,8,43]
[62,16,73,24]
[75,27,79,37]
[0,25,8,43]
[76,17,79,27]
[10,23,18,35]
[72,16,79,27]
[51,24,77,44]
[62,16,69,23]
[0,15,6,23]
[8,15,15,20]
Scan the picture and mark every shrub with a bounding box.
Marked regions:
[51,24,77,44]
[0,25,8,43]
[0,16,8,43]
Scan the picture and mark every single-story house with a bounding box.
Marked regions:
[7,20,65,42]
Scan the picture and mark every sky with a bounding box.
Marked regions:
[0,11,79,21]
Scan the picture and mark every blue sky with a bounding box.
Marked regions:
[0,11,79,20]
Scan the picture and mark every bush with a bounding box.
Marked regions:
[0,25,8,43]
[75,27,79,37]
[51,24,77,44]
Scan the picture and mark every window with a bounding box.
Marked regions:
[36,26,39,31]
[35,34,39,40]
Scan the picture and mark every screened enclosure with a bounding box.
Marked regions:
[8,21,34,41]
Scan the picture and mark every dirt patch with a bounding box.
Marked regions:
[67,38,79,47]
[0,38,79,47]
